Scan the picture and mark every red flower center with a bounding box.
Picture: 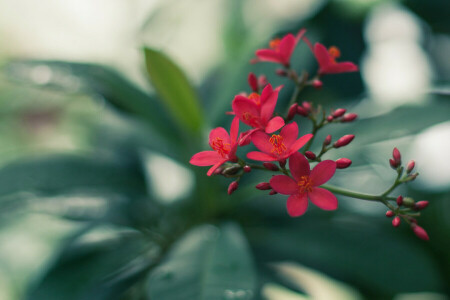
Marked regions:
[210,137,230,158]
[269,134,287,155]
[297,176,313,193]
[269,38,281,50]
[248,92,261,105]
[328,46,341,64]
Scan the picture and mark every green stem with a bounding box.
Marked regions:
[321,184,385,201]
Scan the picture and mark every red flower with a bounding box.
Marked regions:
[190,117,239,176]
[246,122,312,162]
[254,29,306,67]
[232,84,285,145]
[270,152,337,216]
[313,43,358,75]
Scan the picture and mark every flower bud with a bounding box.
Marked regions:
[414,201,429,211]
[247,73,258,92]
[222,165,241,175]
[393,148,401,166]
[275,69,287,77]
[279,159,286,169]
[326,115,334,122]
[256,182,271,190]
[402,197,415,207]
[333,135,355,148]
[243,165,251,173]
[341,113,358,123]
[213,167,224,175]
[386,211,394,218]
[263,162,279,171]
[411,224,429,241]
[396,195,403,206]
[405,173,419,181]
[406,160,415,174]
[269,189,278,195]
[302,101,312,113]
[332,108,346,118]
[258,75,268,87]
[287,103,298,121]
[389,159,399,169]
[312,79,323,89]
[297,106,309,116]
[323,135,332,146]
[305,151,316,160]
[392,216,401,227]
[336,158,352,169]
[228,181,239,195]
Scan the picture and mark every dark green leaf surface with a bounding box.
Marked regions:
[147,223,256,300]
[144,48,204,135]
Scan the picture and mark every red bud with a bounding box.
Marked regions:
[323,135,332,146]
[228,181,239,195]
[333,135,355,148]
[279,159,286,169]
[258,75,268,87]
[305,151,316,160]
[326,115,334,122]
[414,201,429,211]
[332,108,346,118]
[341,113,358,123]
[297,106,309,116]
[302,101,312,112]
[396,195,403,206]
[393,148,401,165]
[275,69,287,77]
[248,73,258,92]
[392,216,401,227]
[263,162,279,171]
[243,165,251,173]
[312,79,323,89]
[389,159,399,169]
[386,211,394,217]
[269,189,278,195]
[336,158,352,169]
[406,160,415,174]
[256,182,271,190]
[287,104,298,121]
[411,224,429,241]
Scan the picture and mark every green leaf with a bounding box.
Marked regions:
[147,223,256,300]
[144,48,204,134]
[27,228,153,300]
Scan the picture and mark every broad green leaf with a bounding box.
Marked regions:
[147,223,256,300]
[27,228,153,300]
[144,48,204,134]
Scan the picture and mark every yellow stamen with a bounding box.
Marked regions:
[269,134,287,155]
[269,38,281,50]
[297,176,313,193]
[210,137,230,158]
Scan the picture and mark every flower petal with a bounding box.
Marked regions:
[260,84,280,123]
[286,193,308,217]
[209,127,230,145]
[289,152,310,181]
[251,130,273,154]
[314,43,331,69]
[322,62,358,74]
[270,175,298,195]
[247,151,277,162]
[289,133,313,153]
[230,116,239,145]
[238,129,259,146]
[310,160,336,186]
[190,151,223,166]
[206,160,227,176]
[308,187,338,210]
[232,97,262,128]
[280,122,298,147]
[265,116,285,133]
[255,49,283,64]
[279,33,296,64]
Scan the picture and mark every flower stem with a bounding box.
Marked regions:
[320,184,386,201]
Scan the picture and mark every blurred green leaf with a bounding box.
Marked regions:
[27,228,153,300]
[144,48,204,135]
[147,222,256,300]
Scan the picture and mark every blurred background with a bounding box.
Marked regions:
[0,0,449,299]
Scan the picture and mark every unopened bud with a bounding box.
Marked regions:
[305,151,316,160]
[402,197,415,207]
[256,182,271,190]
[405,173,419,181]
[275,69,287,77]
[223,165,241,175]
[269,189,278,195]
[297,106,309,116]
[389,159,399,170]
[323,135,332,146]
[258,75,268,87]
[312,79,323,89]
[396,195,403,206]
[392,216,401,227]
[263,162,279,171]
[302,101,312,113]
[326,115,334,122]
[336,158,352,169]
[243,165,251,173]
[393,148,401,166]
[213,167,224,175]
[341,113,358,123]
[333,135,355,148]
[287,104,298,121]
[228,181,239,195]
[247,73,258,92]
[332,108,346,118]
[279,159,286,169]
[406,160,415,174]
[386,211,394,218]
[411,224,429,241]
[414,201,429,211]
